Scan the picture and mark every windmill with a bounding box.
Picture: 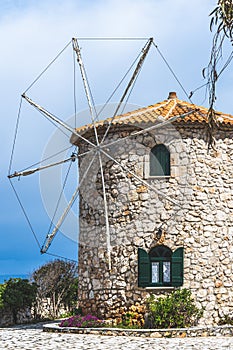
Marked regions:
[8,37,193,266]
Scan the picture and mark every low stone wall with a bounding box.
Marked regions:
[0,306,33,327]
[0,307,13,327]
[0,298,73,327]
[44,323,233,338]
[34,297,71,319]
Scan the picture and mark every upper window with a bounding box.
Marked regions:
[138,245,183,288]
[149,144,170,177]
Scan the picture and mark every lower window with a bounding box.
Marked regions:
[138,245,184,288]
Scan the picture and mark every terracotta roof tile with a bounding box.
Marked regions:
[74,96,233,134]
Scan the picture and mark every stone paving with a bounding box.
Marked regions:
[0,323,232,350]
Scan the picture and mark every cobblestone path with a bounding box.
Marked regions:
[0,323,232,349]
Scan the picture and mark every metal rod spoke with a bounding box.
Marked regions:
[97,151,111,270]
[99,148,179,206]
[40,151,97,253]
[22,93,96,149]
[100,38,153,144]
[72,38,100,146]
[8,155,77,178]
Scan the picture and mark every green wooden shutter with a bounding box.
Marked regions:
[161,145,170,176]
[150,144,170,176]
[171,247,184,287]
[138,248,150,287]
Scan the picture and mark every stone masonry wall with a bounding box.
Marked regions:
[76,122,233,325]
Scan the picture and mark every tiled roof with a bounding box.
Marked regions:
[75,93,233,134]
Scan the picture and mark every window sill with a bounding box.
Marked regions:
[147,176,170,179]
[139,286,175,291]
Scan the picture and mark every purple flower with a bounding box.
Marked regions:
[59,314,105,328]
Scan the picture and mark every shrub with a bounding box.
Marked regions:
[218,315,233,325]
[0,284,6,309]
[2,278,37,323]
[59,314,105,328]
[146,288,203,329]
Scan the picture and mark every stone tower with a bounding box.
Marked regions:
[70,92,233,325]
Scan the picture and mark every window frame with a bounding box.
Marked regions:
[149,144,171,177]
[150,257,172,286]
[149,245,172,287]
[138,246,184,288]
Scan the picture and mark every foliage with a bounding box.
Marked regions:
[0,284,6,309]
[218,314,233,325]
[1,278,37,323]
[210,0,233,37]
[146,289,203,329]
[32,259,78,319]
[62,276,79,310]
[204,0,233,146]
[59,314,105,328]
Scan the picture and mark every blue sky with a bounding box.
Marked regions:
[1,0,232,276]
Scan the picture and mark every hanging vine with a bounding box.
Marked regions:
[203,0,233,147]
